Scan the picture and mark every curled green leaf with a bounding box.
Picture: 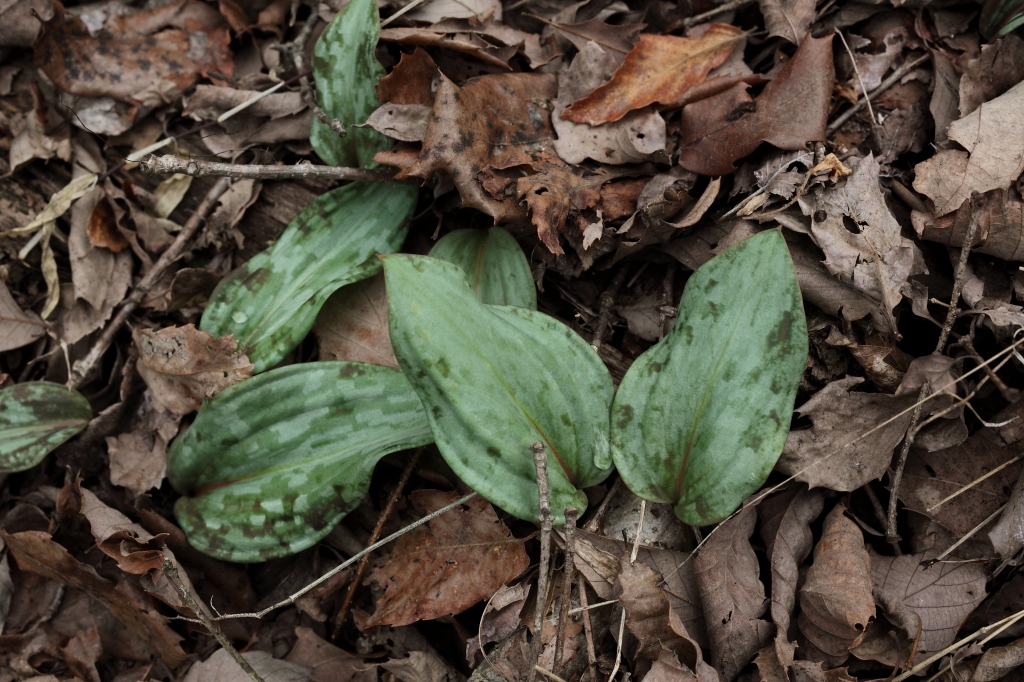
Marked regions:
[0,382,91,473]
[201,181,417,373]
[168,362,433,562]
[383,254,613,524]
[429,228,537,309]
[610,230,807,526]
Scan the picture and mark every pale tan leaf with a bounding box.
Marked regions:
[313,273,398,369]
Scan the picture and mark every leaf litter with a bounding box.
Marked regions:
[4,0,1024,679]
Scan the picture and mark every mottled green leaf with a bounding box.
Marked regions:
[610,230,807,526]
[383,255,613,524]
[429,228,537,309]
[0,382,91,473]
[167,362,432,562]
[310,0,389,167]
[981,0,1024,38]
[201,181,417,373]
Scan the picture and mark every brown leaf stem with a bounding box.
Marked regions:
[529,441,553,682]
[553,506,578,674]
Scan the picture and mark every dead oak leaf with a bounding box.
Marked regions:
[362,490,528,628]
[133,324,253,416]
[678,32,834,176]
[516,167,609,254]
[562,24,743,125]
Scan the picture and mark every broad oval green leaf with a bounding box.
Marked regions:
[0,382,91,473]
[610,230,807,526]
[167,361,432,562]
[383,254,613,524]
[201,181,417,373]
[310,0,389,167]
[429,228,537,309]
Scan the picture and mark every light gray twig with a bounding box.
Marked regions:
[141,155,401,183]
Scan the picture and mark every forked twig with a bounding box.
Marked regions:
[553,507,578,673]
[529,442,554,682]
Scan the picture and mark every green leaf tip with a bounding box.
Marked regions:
[167,361,432,562]
[610,229,808,526]
[382,254,613,525]
[0,382,91,473]
[310,0,389,167]
[200,181,417,373]
[429,228,537,309]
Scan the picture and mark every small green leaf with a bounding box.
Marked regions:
[383,254,613,524]
[201,181,417,373]
[0,382,91,473]
[167,362,432,562]
[429,228,537,309]
[310,0,389,167]
[610,230,807,526]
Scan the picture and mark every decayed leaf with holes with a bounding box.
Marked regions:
[429,228,536,309]
[777,376,915,491]
[516,167,611,255]
[870,550,987,655]
[798,505,874,661]
[0,382,91,474]
[693,506,772,681]
[913,81,1024,216]
[363,490,528,627]
[310,0,388,167]
[133,325,253,416]
[678,33,833,176]
[313,273,398,368]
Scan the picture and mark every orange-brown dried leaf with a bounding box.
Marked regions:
[516,168,607,255]
[563,24,743,125]
[85,195,129,252]
[678,32,834,176]
[376,48,438,106]
[133,324,253,416]
[363,490,529,628]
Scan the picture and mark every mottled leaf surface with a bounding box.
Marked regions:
[201,181,416,373]
[167,362,432,562]
[429,228,537,309]
[310,0,389,167]
[611,230,807,525]
[0,382,91,473]
[383,255,613,524]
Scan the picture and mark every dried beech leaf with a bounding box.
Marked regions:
[376,47,437,106]
[313,273,398,368]
[0,280,46,352]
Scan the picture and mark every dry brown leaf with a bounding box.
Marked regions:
[968,636,1024,681]
[313,273,398,368]
[777,376,914,491]
[562,24,743,125]
[914,189,1024,263]
[798,505,874,660]
[106,390,181,496]
[363,490,528,628]
[184,85,307,121]
[0,279,46,352]
[989,474,1024,559]
[406,0,501,24]
[546,17,644,55]
[678,32,834,176]
[0,529,188,669]
[285,627,376,682]
[847,345,904,393]
[516,167,610,254]
[364,103,432,142]
[183,649,315,682]
[133,324,253,416]
[913,81,1024,216]
[693,506,771,681]
[376,48,438,106]
[959,35,1024,118]
[759,0,816,44]
[870,550,987,654]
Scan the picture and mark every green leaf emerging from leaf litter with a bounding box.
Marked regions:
[610,230,807,526]
[383,254,613,524]
[201,181,417,373]
[429,228,537,309]
[167,361,432,562]
[310,0,390,167]
[0,382,91,473]
[981,0,1024,38]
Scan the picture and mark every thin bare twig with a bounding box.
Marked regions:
[553,507,578,674]
[671,0,756,30]
[828,53,931,133]
[68,177,232,390]
[141,155,400,183]
[529,442,554,682]
[835,31,883,147]
[333,448,423,632]
[578,576,599,682]
[591,268,629,352]
[162,558,266,682]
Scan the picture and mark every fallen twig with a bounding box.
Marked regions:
[140,154,401,183]
[827,53,931,134]
[553,506,578,674]
[529,442,554,682]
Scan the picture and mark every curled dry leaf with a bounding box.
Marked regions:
[375,47,437,106]
[678,32,834,176]
[562,24,743,126]
[798,505,874,661]
[133,324,253,416]
[913,189,1024,263]
[778,377,914,491]
[362,490,529,628]
[692,506,772,682]
[759,0,816,44]
[313,272,398,368]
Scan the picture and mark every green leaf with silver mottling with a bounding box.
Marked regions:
[167,361,432,562]
[0,382,91,473]
[429,228,537,310]
[610,230,807,526]
[383,254,613,525]
[310,0,389,167]
[981,0,1024,38]
[201,181,417,373]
